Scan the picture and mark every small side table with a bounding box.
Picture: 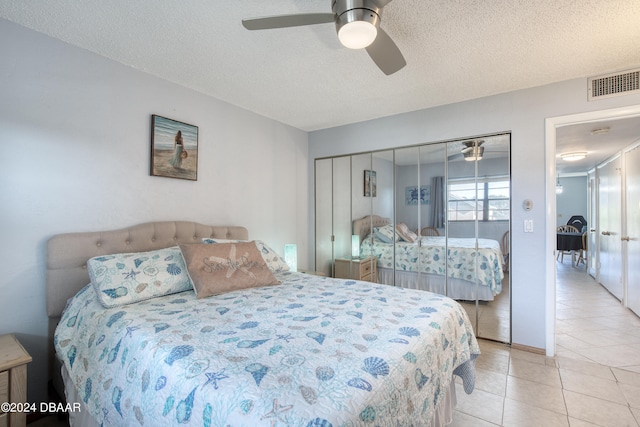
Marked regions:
[0,334,32,427]
[334,256,377,283]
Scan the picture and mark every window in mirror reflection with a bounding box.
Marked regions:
[448,178,509,221]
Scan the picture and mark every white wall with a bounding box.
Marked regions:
[308,77,640,352]
[0,20,309,403]
[556,176,588,227]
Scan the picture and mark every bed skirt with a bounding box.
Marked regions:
[62,363,458,427]
[377,268,495,301]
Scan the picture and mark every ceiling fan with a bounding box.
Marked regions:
[241,0,406,75]
[448,140,486,162]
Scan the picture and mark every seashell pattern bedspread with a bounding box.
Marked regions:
[55,271,480,426]
[361,236,504,295]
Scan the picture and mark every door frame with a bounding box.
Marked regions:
[545,104,640,357]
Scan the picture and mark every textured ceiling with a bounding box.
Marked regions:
[555,116,640,174]
[2,0,640,133]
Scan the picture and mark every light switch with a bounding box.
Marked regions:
[524,219,533,233]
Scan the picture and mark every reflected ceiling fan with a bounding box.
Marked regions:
[241,0,406,75]
[448,140,486,162]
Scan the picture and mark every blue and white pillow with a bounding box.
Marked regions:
[201,238,290,272]
[88,246,193,308]
[374,224,400,243]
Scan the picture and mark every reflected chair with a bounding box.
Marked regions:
[556,225,580,263]
[501,230,509,272]
[576,232,587,268]
[420,227,440,236]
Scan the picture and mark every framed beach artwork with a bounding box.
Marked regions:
[364,170,377,197]
[150,115,198,181]
[405,185,430,205]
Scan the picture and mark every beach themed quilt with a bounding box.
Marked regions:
[55,272,480,426]
[361,236,504,295]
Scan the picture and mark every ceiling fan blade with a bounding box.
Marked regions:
[365,27,406,75]
[242,13,335,30]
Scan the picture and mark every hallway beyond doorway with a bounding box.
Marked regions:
[556,261,640,371]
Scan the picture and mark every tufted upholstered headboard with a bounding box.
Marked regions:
[46,221,248,317]
[46,221,248,397]
[352,215,391,243]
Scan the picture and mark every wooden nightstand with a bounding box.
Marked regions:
[0,334,32,427]
[334,256,377,283]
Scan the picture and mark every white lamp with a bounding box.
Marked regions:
[352,235,360,259]
[284,244,297,272]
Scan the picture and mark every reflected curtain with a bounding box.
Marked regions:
[430,176,445,228]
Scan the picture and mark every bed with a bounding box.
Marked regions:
[353,215,504,301]
[47,221,480,426]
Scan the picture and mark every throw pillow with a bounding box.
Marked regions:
[396,223,418,243]
[180,242,280,299]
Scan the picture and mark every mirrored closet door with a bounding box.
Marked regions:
[314,133,511,343]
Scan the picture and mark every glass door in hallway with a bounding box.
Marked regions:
[625,143,640,315]
[597,155,623,300]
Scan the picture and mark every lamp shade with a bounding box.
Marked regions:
[284,244,297,272]
[352,235,360,258]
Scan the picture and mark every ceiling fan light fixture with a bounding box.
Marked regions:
[463,146,484,161]
[560,152,587,162]
[338,20,377,49]
[336,7,380,49]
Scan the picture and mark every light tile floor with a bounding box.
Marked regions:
[451,261,640,427]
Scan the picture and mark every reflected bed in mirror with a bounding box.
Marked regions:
[353,215,504,301]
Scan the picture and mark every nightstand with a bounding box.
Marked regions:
[334,256,377,282]
[0,334,32,427]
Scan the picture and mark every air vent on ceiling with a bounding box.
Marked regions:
[588,68,640,101]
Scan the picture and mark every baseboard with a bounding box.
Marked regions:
[511,342,545,355]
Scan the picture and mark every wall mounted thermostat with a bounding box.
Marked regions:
[523,199,533,211]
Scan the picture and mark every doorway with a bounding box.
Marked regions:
[545,105,640,356]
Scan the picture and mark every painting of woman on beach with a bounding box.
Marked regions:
[151,115,198,180]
